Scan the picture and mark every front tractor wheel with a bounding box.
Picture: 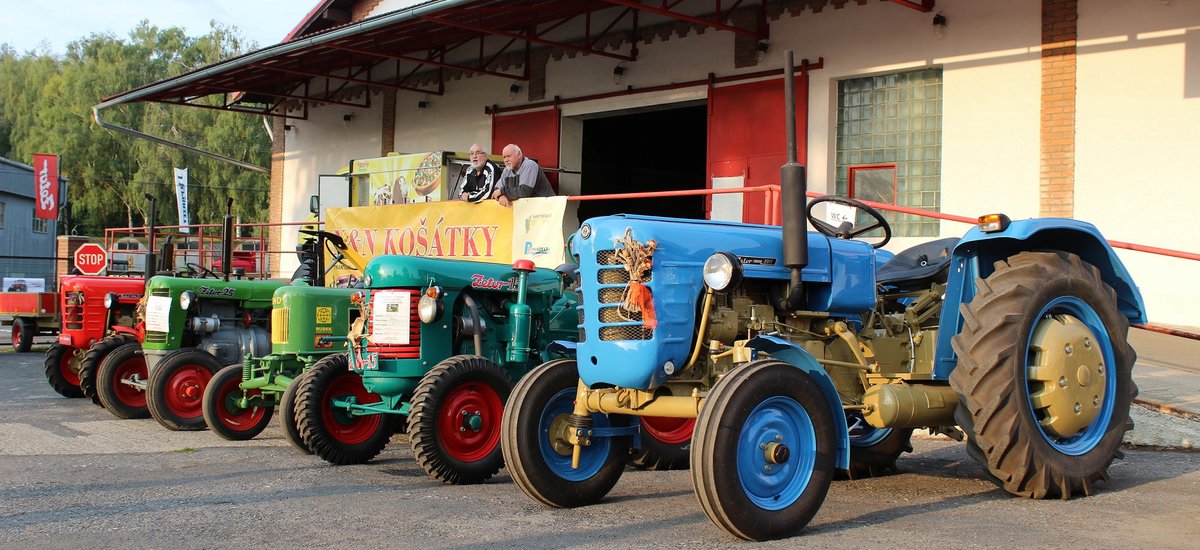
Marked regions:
[295,354,391,465]
[691,360,838,542]
[147,349,223,431]
[203,364,274,441]
[44,343,83,398]
[79,334,137,406]
[280,375,311,454]
[950,251,1136,499]
[409,355,512,484]
[501,359,631,508]
[95,343,149,419]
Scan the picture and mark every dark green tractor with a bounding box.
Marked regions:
[293,256,578,484]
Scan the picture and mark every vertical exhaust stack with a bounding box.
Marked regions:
[222,198,234,282]
[778,51,808,311]
[144,193,157,285]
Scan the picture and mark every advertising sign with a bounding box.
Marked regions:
[32,153,59,220]
[350,151,465,206]
[3,278,46,292]
[174,167,191,233]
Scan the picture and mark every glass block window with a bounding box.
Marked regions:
[836,68,942,237]
[33,217,49,233]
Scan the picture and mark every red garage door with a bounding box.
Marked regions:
[492,108,561,190]
[708,74,808,224]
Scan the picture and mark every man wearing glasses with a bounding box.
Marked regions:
[457,144,501,203]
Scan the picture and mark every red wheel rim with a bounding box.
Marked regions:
[216,373,266,431]
[163,364,213,419]
[640,416,695,445]
[322,372,383,445]
[60,349,81,386]
[112,357,147,408]
[436,381,504,463]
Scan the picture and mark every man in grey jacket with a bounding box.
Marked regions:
[492,143,555,207]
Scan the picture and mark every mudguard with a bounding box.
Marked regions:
[747,334,851,471]
[933,218,1147,379]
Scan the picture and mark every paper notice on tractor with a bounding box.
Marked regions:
[145,296,173,333]
[370,291,412,345]
[511,196,567,269]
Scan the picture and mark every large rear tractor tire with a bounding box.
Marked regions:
[96,342,149,419]
[13,318,35,353]
[79,334,136,406]
[950,251,1136,499]
[410,355,512,484]
[147,349,223,431]
[203,364,274,441]
[44,343,83,398]
[501,359,631,508]
[296,354,391,465]
[628,416,694,471]
[691,360,838,541]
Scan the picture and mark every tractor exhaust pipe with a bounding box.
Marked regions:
[222,198,234,282]
[778,51,808,311]
[144,193,157,285]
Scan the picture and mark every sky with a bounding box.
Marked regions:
[0,0,318,55]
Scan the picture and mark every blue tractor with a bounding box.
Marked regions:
[500,56,1145,542]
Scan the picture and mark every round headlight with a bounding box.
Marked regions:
[417,290,443,324]
[363,273,373,287]
[702,252,743,292]
[180,290,198,310]
[104,292,117,309]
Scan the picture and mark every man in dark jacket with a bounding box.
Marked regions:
[457,143,501,203]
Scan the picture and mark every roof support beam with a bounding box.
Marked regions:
[599,0,764,39]
[421,15,636,62]
[888,0,935,12]
[326,43,526,81]
[250,63,443,95]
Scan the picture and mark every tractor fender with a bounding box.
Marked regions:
[747,334,850,470]
[110,325,139,338]
[933,218,1147,379]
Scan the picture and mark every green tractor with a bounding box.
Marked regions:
[292,256,579,484]
[202,230,367,447]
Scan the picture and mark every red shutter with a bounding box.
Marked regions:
[707,74,808,224]
[492,108,561,190]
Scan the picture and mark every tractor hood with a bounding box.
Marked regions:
[363,255,563,295]
[145,276,287,306]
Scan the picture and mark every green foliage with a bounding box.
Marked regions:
[0,21,271,236]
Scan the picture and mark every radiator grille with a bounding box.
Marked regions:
[600,326,653,341]
[598,287,625,304]
[145,331,168,344]
[599,306,642,323]
[366,289,421,359]
[271,308,289,345]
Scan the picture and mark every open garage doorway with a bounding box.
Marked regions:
[576,103,707,222]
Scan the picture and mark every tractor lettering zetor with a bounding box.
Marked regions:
[44,275,144,401]
[202,229,367,448]
[292,255,579,484]
[500,56,1144,542]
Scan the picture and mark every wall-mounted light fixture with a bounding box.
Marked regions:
[612,63,626,85]
[509,82,522,101]
[283,123,295,132]
[933,13,947,39]
[342,113,354,124]
[756,40,770,63]
[417,99,429,109]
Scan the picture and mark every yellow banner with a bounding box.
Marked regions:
[326,201,515,265]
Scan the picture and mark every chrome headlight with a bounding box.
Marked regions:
[702,252,743,292]
[104,292,117,309]
[363,273,373,287]
[180,290,198,310]
[417,286,444,324]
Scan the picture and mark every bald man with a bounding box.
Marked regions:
[491,143,555,207]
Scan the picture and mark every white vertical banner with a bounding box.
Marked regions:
[511,196,567,269]
[173,167,190,233]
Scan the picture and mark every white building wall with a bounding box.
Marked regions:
[1076,0,1200,327]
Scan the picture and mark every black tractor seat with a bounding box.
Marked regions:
[875,237,959,289]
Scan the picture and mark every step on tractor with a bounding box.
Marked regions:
[293,255,579,485]
[500,54,1145,541]
[42,275,145,400]
[201,229,368,448]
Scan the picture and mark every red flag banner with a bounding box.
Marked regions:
[32,154,59,220]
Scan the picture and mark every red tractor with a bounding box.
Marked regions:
[44,275,145,400]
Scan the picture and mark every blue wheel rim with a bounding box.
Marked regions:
[538,387,613,481]
[847,413,890,447]
[1024,296,1116,456]
[737,396,817,511]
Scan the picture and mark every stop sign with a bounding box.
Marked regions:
[74,243,108,276]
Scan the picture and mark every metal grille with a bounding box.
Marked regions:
[271,308,289,345]
[596,250,622,265]
[576,306,585,325]
[366,289,421,359]
[600,326,653,341]
[63,293,84,329]
[145,331,167,344]
[598,287,625,304]
[599,306,641,323]
[597,269,629,284]
[578,328,586,343]
[150,288,170,297]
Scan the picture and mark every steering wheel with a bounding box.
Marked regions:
[805,196,892,249]
[186,262,219,279]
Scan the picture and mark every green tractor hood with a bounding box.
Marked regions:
[364,256,563,295]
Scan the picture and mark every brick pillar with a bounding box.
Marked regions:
[1040,0,1077,218]
[381,89,396,155]
[56,235,91,279]
[268,116,287,277]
